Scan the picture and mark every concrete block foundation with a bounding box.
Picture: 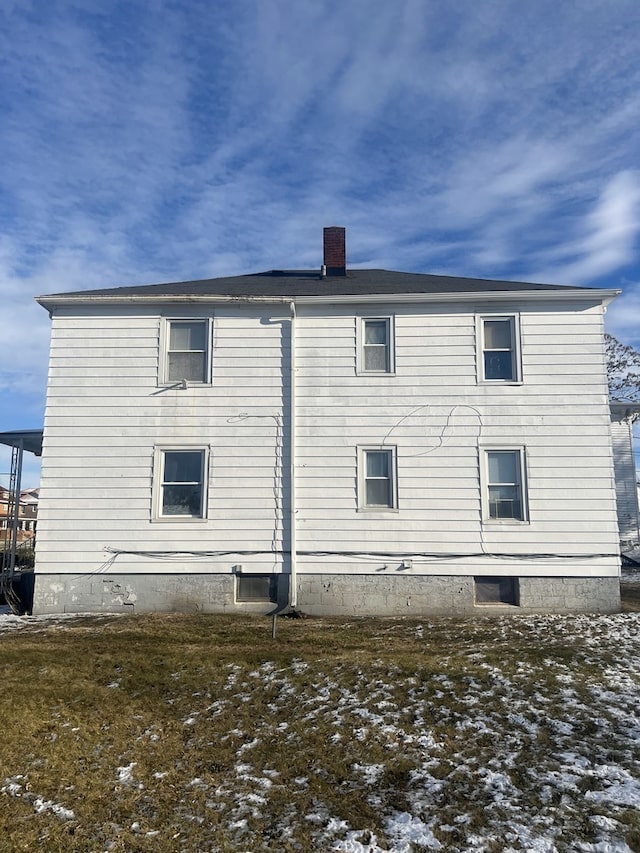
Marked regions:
[31,572,621,616]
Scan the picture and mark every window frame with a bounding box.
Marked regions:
[481,446,528,524]
[474,577,520,606]
[357,316,395,375]
[159,317,213,386]
[152,446,210,522]
[477,314,521,383]
[357,446,398,511]
[235,574,279,603]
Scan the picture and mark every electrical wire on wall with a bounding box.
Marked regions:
[382,404,484,456]
[77,402,618,578]
[93,546,618,571]
[380,402,492,554]
[226,412,283,572]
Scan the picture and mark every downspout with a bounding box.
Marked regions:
[289,300,298,608]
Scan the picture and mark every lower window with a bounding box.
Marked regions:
[483,448,527,522]
[358,446,397,509]
[236,574,278,602]
[155,447,208,519]
[475,577,519,605]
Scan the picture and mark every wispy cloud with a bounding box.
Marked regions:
[530,170,640,285]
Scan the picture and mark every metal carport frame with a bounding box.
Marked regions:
[0,430,43,612]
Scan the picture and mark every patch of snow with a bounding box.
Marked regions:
[116,762,137,785]
[33,797,75,820]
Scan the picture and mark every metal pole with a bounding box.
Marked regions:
[9,441,24,576]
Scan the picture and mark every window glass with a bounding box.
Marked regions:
[237,575,278,602]
[484,351,513,381]
[486,450,524,521]
[488,451,518,484]
[162,450,204,516]
[364,320,387,344]
[362,318,391,372]
[363,449,394,507]
[169,321,206,351]
[167,320,208,382]
[366,480,390,506]
[483,319,512,349]
[475,577,519,605]
[168,352,206,382]
[482,317,516,381]
[164,451,202,483]
[366,450,389,478]
[364,346,387,372]
[488,486,521,520]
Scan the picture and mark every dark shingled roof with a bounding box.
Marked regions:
[43,268,595,300]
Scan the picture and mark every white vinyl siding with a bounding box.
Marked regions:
[160,318,211,384]
[36,305,291,576]
[154,447,208,520]
[482,448,528,522]
[479,315,521,382]
[358,317,394,374]
[34,296,621,586]
[358,446,397,509]
[292,301,618,577]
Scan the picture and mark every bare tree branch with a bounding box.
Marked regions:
[605,333,640,401]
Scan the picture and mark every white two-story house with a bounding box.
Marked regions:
[33,227,622,615]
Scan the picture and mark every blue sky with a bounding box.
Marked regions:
[2,0,640,487]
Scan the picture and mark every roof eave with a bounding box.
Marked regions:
[36,288,621,311]
[296,288,621,305]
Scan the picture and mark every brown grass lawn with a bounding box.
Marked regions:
[0,585,638,852]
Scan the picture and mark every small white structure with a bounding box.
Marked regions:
[610,401,640,550]
[33,228,623,615]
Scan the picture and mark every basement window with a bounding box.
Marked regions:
[475,577,519,606]
[236,574,278,602]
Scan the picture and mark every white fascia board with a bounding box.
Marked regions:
[35,294,294,311]
[36,288,621,311]
[295,289,621,306]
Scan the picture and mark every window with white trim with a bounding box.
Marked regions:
[483,448,527,522]
[154,448,208,519]
[161,319,211,384]
[359,317,394,373]
[359,447,397,509]
[479,315,520,382]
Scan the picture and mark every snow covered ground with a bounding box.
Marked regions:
[1,596,639,851]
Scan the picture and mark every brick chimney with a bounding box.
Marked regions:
[323,226,346,276]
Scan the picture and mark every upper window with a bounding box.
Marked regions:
[161,319,210,384]
[479,316,520,382]
[358,317,394,374]
[359,447,397,510]
[483,449,527,522]
[154,448,208,519]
